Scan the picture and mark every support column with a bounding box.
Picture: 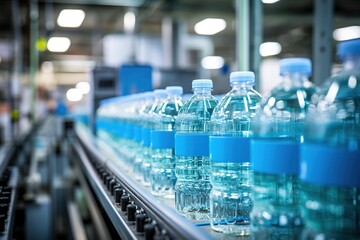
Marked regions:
[235,0,250,71]
[312,0,334,85]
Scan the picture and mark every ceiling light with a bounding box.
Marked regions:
[124,11,136,33]
[76,82,90,94]
[47,37,71,52]
[194,18,226,35]
[66,88,83,102]
[201,56,225,69]
[259,42,282,57]
[57,9,85,28]
[262,0,280,4]
[333,26,360,41]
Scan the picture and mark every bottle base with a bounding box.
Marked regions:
[211,224,251,236]
[177,210,210,222]
[301,228,360,240]
[251,225,302,240]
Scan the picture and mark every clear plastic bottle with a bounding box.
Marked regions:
[150,86,184,198]
[209,71,261,235]
[175,79,218,221]
[141,89,168,186]
[306,39,360,148]
[301,39,360,239]
[254,58,319,142]
[133,92,154,181]
[251,140,302,239]
[211,71,261,137]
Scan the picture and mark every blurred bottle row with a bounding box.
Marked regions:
[89,39,360,239]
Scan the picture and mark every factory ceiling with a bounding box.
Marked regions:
[0,0,360,74]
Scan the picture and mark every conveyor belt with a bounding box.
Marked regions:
[72,127,212,240]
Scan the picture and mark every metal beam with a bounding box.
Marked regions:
[249,0,263,91]
[312,0,334,86]
[235,0,250,71]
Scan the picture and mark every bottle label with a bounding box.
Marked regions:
[301,144,360,187]
[124,123,134,139]
[115,122,124,137]
[142,128,151,147]
[151,130,175,149]
[175,133,209,156]
[251,139,299,174]
[209,136,250,163]
[134,125,142,142]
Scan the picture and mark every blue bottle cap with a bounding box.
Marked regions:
[153,89,167,98]
[337,38,360,59]
[300,143,360,187]
[251,139,299,175]
[192,79,213,88]
[166,86,183,95]
[230,71,255,85]
[279,58,312,77]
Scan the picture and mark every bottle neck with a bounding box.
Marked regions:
[193,87,212,95]
[231,81,254,90]
[282,72,310,87]
[342,55,360,71]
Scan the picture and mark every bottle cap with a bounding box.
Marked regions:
[230,71,255,85]
[165,86,183,95]
[300,143,360,187]
[251,139,299,175]
[192,79,213,88]
[153,89,167,98]
[279,58,312,76]
[337,38,360,59]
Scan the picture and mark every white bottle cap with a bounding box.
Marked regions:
[165,86,183,95]
[192,79,213,88]
[230,71,255,85]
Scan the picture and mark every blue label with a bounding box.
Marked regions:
[142,128,151,147]
[124,123,134,139]
[151,130,175,149]
[210,136,251,163]
[175,133,209,157]
[114,122,124,137]
[134,125,142,142]
[251,139,299,175]
[300,144,360,187]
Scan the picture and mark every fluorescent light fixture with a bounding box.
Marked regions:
[262,0,280,4]
[76,81,90,94]
[259,42,282,57]
[47,37,71,52]
[57,9,85,28]
[194,18,226,35]
[66,88,83,102]
[333,26,360,41]
[124,11,136,33]
[201,56,225,69]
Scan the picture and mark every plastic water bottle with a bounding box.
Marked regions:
[300,39,360,239]
[133,92,154,181]
[306,39,360,148]
[251,140,303,239]
[211,71,261,137]
[209,71,261,235]
[254,58,319,142]
[175,79,218,221]
[141,89,168,186]
[150,86,184,198]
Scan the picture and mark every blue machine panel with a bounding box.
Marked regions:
[119,64,153,95]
